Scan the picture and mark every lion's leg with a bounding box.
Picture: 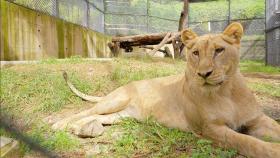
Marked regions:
[52,91,130,130]
[69,110,131,137]
[247,115,280,142]
[204,124,280,158]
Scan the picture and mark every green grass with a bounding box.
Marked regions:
[0,121,79,156]
[26,124,79,152]
[248,82,280,97]
[111,59,185,86]
[240,60,280,74]
[0,68,90,114]
[94,118,237,158]
[242,35,265,41]
[40,55,92,64]
[0,57,279,157]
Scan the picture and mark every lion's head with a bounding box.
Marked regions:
[181,22,243,90]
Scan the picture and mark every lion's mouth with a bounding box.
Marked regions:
[204,81,223,86]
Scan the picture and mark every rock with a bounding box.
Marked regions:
[0,136,20,158]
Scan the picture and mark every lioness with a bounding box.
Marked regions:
[52,23,280,158]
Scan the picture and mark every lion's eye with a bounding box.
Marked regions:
[193,51,199,56]
[215,48,225,55]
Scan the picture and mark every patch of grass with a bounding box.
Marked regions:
[111,58,185,86]
[242,35,265,41]
[26,124,79,152]
[248,82,280,97]
[0,122,79,155]
[40,55,85,64]
[0,67,92,115]
[240,60,280,74]
[103,118,237,158]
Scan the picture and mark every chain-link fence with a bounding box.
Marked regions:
[104,0,266,60]
[7,0,265,35]
[7,0,105,33]
[266,0,280,66]
[5,0,266,60]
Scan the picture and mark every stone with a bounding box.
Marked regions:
[0,136,20,158]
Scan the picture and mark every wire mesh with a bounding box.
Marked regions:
[105,14,147,35]
[88,3,104,32]
[6,0,266,36]
[11,0,57,16]
[6,0,105,32]
[5,0,267,60]
[266,28,280,66]
[57,0,88,27]
[266,0,280,66]
[88,0,104,12]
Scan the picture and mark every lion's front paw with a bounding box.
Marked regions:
[70,120,105,138]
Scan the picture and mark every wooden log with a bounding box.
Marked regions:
[112,32,180,49]
[139,46,166,53]
[150,32,171,55]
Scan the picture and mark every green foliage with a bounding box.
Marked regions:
[27,125,79,151]
[240,60,280,74]
[108,118,237,157]
[110,58,185,86]
[0,66,92,114]
[147,0,264,23]
[189,0,264,22]
[230,0,265,19]
[248,82,280,98]
[40,55,85,64]
[0,123,79,154]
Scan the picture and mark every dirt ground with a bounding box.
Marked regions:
[246,77,280,121]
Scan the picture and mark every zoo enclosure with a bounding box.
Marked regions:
[266,0,280,66]
[4,0,266,60]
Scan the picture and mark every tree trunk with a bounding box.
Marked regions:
[178,0,189,32]
[176,0,189,57]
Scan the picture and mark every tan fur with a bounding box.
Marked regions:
[52,23,280,158]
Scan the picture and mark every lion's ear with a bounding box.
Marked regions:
[181,29,197,48]
[222,22,243,45]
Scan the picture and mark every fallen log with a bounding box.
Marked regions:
[112,32,181,49]
[139,45,174,58]
[150,32,172,55]
[139,46,165,53]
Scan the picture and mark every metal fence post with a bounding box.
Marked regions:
[146,0,149,33]
[86,0,90,28]
[103,0,106,34]
[265,0,268,65]
[55,0,59,17]
[228,0,231,25]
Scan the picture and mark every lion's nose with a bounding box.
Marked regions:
[198,70,213,79]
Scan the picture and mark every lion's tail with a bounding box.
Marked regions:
[63,71,103,103]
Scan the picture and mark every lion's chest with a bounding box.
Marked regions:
[196,97,256,131]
